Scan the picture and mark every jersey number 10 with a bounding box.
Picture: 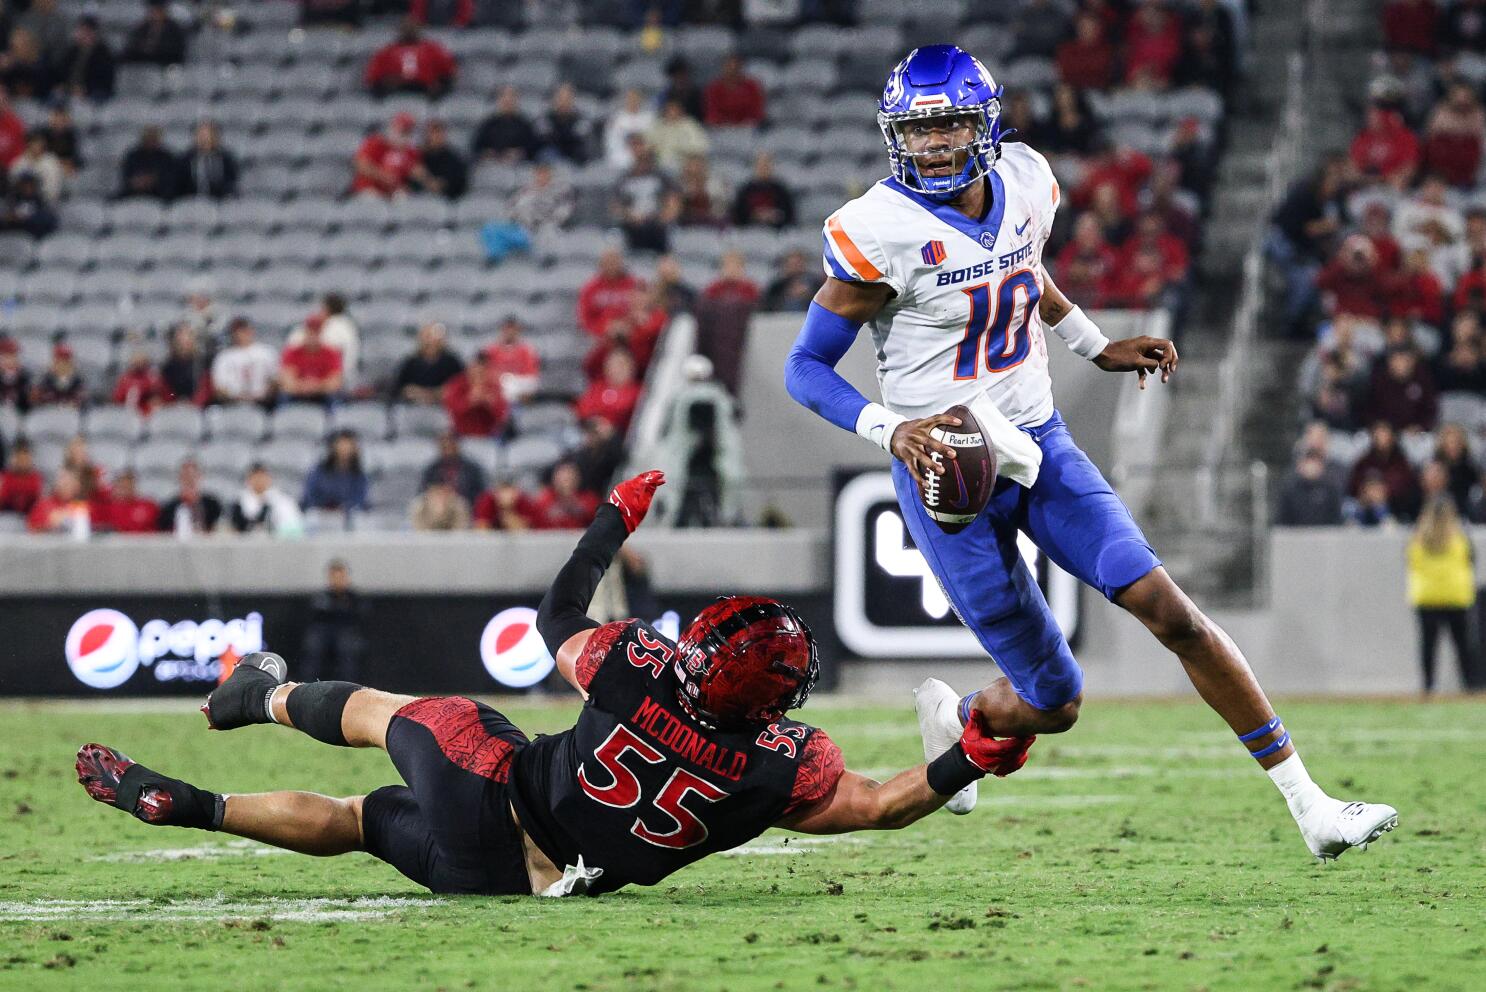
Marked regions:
[953,269,1041,380]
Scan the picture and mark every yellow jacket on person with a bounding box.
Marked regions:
[1407,533,1477,608]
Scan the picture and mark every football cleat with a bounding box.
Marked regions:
[1296,797,1399,862]
[202,651,289,730]
[914,677,976,814]
[76,743,174,824]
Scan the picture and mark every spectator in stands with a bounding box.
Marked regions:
[12,0,66,66]
[158,458,223,535]
[101,469,160,534]
[1347,471,1398,528]
[0,438,41,515]
[763,249,823,312]
[1358,201,1401,273]
[1391,246,1444,327]
[42,102,82,174]
[351,112,434,198]
[1175,17,1234,96]
[1268,155,1350,327]
[1445,0,1486,54]
[365,19,456,100]
[472,86,538,163]
[579,247,645,337]
[473,478,533,531]
[176,120,239,200]
[652,254,696,314]
[411,478,471,531]
[0,28,54,100]
[1318,235,1389,319]
[61,435,109,510]
[731,152,795,229]
[1350,102,1420,188]
[31,342,82,407]
[287,305,360,391]
[112,349,170,415]
[1366,345,1439,432]
[10,131,63,205]
[585,291,666,378]
[301,0,364,28]
[58,15,115,102]
[117,125,176,201]
[212,317,278,407]
[528,460,599,530]
[1121,211,1191,285]
[1057,213,1120,305]
[0,84,22,169]
[180,277,223,341]
[1124,1,1183,85]
[443,355,508,437]
[420,431,485,507]
[393,320,463,404]
[1433,423,1478,513]
[0,336,28,413]
[571,415,625,496]
[231,463,304,536]
[677,153,728,228]
[660,56,704,121]
[300,559,368,683]
[1011,0,1069,59]
[303,430,371,514]
[648,99,708,173]
[415,118,466,199]
[703,249,761,307]
[1394,174,1466,284]
[26,467,90,534]
[576,347,641,433]
[702,54,765,127]
[1277,448,1346,527]
[1384,0,1440,57]
[1409,464,1481,693]
[611,136,680,253]
[605,89,656,170]
[1435,318,1486,393]
[539,83,590,165]
[1422,84,1484,189]
[1056,13,1116,91]
[1099,246,1171,311]
[484,316,540,405]
[122,0,187,67]
[1040,84,1102,159]
[1088,181,1133,246]
[509,161,574,232]
[161,323,206,405]
[1350,421,1420,519]
[2,171,55,237]
[278,316,344,405]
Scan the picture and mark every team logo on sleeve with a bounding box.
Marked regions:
[920,240,946,266]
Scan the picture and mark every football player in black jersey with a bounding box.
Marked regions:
[77,471,1034,896]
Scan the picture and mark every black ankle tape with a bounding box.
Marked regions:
[286,681,361,747]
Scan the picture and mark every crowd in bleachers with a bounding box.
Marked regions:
[1272,0,1486,526]
[0,0,1242,535]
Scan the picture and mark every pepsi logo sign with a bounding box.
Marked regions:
[65,609,141,689]
[480,607,555,689]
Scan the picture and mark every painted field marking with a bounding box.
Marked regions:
[93,838,291,862]
[0,896,443,923]
[721,836,865,857]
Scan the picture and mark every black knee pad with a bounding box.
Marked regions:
[286,681,362,747]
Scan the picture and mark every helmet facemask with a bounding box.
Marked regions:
[878,93,1004,203]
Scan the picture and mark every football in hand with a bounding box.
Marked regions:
[917,404,996,534]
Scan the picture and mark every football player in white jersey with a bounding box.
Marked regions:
[784,45,1396,861]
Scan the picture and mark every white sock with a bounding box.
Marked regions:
[1266,752,1327,819]
[264,685,284,725]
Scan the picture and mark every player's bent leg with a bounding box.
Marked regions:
[267,683,417,750]
[218,792,365,856]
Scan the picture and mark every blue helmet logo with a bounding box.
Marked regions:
[877,45,1005,203]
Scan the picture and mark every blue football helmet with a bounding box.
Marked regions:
[878,45,1005,202]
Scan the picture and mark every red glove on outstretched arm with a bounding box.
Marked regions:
[607,470,666,533]
[960,713,1035,778]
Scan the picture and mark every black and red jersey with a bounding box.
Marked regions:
[511,619,843,894]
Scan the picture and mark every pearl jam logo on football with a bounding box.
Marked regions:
[65,609,265,689]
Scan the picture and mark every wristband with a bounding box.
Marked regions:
[1048,305,1110,361]
[926,743,983,796]
[855,401,908,454]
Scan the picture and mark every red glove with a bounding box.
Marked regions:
[960,714,1034,778]
[608,470,665,533]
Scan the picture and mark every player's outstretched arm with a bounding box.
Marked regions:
[778,718,1033,834]
[1040,272,1178,389]
[537,471,664,696]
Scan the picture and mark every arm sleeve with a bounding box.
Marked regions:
[781,730,847,816]
[572,620,629,692]
[536,502,628,657]
[783,302,872,433]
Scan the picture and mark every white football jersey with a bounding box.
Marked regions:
[821,142,1061,427]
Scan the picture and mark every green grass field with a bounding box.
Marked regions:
[1,696,1483,992]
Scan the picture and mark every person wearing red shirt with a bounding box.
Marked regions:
[526,460,600,530]
[1453,255,1486,315]
[1422,84,1485,189]
[1056,13,1116,90]
[703,251,762,307]
[1098,247,1169,310]
[278,317,344,404]
[99,468,160,534]
[702,54,766,127]
[0,439,43,515]
[578,248,645,337]
[1383,0,1440,57]
[1389,247,1445,327]
[1056,214,1120,305]
[1349,105,1420,187]
[575,348,642,433]
[1123,2,1183,85]
[483,316,541,405]
[1317,236,1390,318]
[112,350,173,415]
[442,356,508,437]
[350,112,433,198]
[364,19,456,99]
[1357,201,1402,273]
[1074,145,1151,217]
[473,479,536,531]
[1118,213,1190,285]
[0,84,25,169]
[26,468,91,534]
[583,293,669,380]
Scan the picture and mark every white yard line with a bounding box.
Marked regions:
[92,838,292,862]
[0,896,442,923]
[720,835,865,857]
